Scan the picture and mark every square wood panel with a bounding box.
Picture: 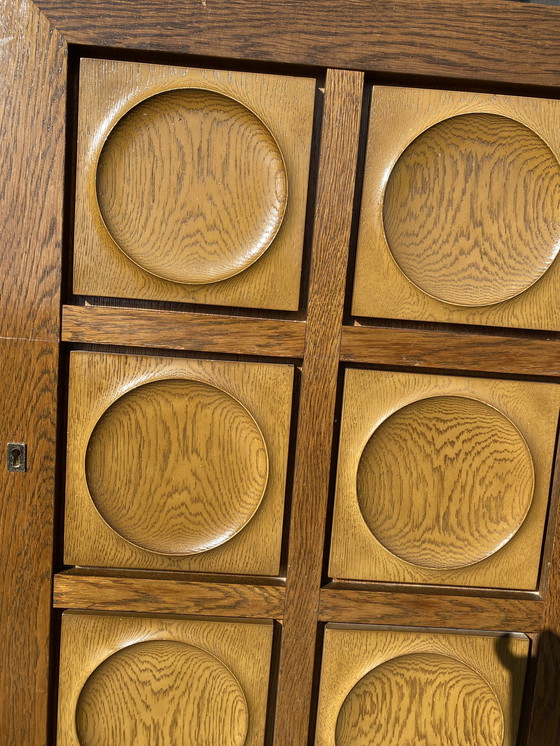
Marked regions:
[352,85,560,331]
[315,624,529,746]
[65,350,293,575]
[329,368,560,589]
[57,611,273,745]
[73,58,316,311]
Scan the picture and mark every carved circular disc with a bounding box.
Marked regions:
[335,653,504,746]
[85,378,268,555]
[96,88,287,284]
[382,113,560,306]
[356,395,534,569]
[75,640,248,746]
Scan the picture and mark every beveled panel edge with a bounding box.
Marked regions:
[53,571,285,618]
[318,587,545,632]
[340,325,560,377]
[62,304,306,357]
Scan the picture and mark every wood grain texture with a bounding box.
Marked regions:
[96,88,287,285]
[0,339,58,745]
[353,86,560,331]
[273,69,364,746]
[74,59,315,311]
[62,304,306,357]
[336,652,503,746]
[329,369,560,589]
[318,588,545,632]
[85,378,268,555]
[35,0,560,88]
[357,395,534,569]
[57,612,273,745]
[383,113,560,307]
[53,571,285,618]
[0,0,66,341]
[315,625,529,746]
[65,351,293,575]
[340,325,560,377]
[75,640,248,744]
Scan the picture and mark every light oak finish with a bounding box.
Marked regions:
[273,68,364,746]
[74,58,315,310]
[383,113,560,308]
[61,304,306,358]
[76,639,248,745]
[86,378,268,555]
[57,611,273,745]
[53,569,285,618]
[96,88,287,285]
[340,324,560,378]
[315,625,529,746]
[329,369,560,589]
[65,351,293,574]
[357,395,534,569]
[353,86,560,331]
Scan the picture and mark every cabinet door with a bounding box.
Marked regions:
[3,1,560,745]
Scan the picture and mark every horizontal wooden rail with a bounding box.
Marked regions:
[62,304,306,358]
[341,325,560,377]
[37,0,560,89]
[54,570,285,618]
[319,587,545,632]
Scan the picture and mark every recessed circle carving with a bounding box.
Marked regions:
[85,378,268,555]
[96,88,288,284]
[335,652,504,746]
[75,640,248,745]
[382,113,560,306]
[356,395,534,569]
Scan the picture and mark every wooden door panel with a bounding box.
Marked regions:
[353,85,560,331]
[56,612,274,745]
[5,2,560,744]
[73,58,316,312]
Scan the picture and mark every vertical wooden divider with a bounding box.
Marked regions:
[273,68,364,745]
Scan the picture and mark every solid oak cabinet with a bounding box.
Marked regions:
[3,1,560,745]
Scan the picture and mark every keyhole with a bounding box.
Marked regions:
[7,443,27,472]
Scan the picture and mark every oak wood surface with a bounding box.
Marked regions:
[352,86,560,331]
[75,639,249,745]
[34,0,560,88]
[85,377,268,555]
[273,68,364,746]
[53,572,285,618]
[382,113,560,308]
[315,625,529,746]
[0,339,59,745]
[57,612,273,745]
[337,653,503,746]
[318,588,544,632]
[356,394,534,570]
[96,88,287,285]
[340,325,560,377]
[65,351,293,575]
[329,369,560,590]
[0,0,66,341]
[62,304,306,357]
[74,59,315,311]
